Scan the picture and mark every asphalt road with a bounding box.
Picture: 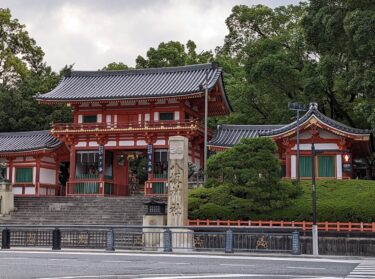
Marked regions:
[0,250,374,279]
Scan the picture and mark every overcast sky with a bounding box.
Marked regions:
[2,0,300,71]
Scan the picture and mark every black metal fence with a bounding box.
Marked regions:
[0,225,301,255]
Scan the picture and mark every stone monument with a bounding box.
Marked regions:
[167,136,192,249]
[0,179,14,216]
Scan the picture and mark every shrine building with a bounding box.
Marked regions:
[209,103,373,180]
[0,63,231,196]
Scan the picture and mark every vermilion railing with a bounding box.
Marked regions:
[188,219,375,232]
[52,120,204,132]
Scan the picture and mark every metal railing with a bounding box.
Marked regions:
[144,180,168,196]
[188,219,375,233]
[0,225,301,255]
[66,180,126,196]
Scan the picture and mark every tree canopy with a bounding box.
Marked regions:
[189,138,301,219]
[136,40,213,68]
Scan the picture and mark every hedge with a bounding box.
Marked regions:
[188,179,375,222]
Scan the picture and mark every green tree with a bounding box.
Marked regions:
[189,138,301,219]
[218,4,309,125]
[0,8,45,88]
[136,40,213,68]
[101,62,129,71]
[0,9,72,132]
[302,0,375,129]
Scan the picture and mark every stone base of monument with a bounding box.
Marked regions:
[142,215,167,251]
[170,228,193,252]
[0,181,14,216]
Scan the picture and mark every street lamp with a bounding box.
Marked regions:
[203,70,209,185]
[311,142,318,256]
[288,102,307,182]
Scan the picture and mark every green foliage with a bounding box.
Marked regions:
[136,40,213,68]
[259,180,375,222]
[189,138,302,220]
[101,62,129,71]
[0,8,45,88]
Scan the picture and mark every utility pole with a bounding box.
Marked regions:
[288,103,307,182]
[203,71,208,184]
[311,142,319,256]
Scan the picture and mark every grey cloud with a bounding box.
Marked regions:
[1,0,301,71]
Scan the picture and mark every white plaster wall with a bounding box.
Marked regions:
[291,155,297,179]
[76,142,86,147]
[154,112,159,121]
[42,156,55,164]
[155,140,166,145]
[39,187,46,195]
[25,187,35,195]
[89,142,99,147]
[40,168,56,184]
[336,155,342,180]
[174,111,180,120]
[12,187,22,195]
[106,115,111,123]
[320,129,340,139]
[78,115,83,123]
[119,140,134,146]
[138,114,142,122]
[12,167,15,183]
[106,141,117,147]
[292,143,338,151]
[33,167,36,184]
[137,140,147,146]
[25,156,34,161]
[97,114,102,123]
[145,113,150,122]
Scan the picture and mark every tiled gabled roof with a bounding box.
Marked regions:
[0,130,61,153]
[208,124,284,147]
[36,63,227,102]
[260,103,371,137]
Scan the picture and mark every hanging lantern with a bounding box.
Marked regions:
[343,153,350,163]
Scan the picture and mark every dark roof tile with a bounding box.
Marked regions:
[0,130,61,153]
[37,63,225,102]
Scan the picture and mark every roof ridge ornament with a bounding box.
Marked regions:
[309,102,318,110]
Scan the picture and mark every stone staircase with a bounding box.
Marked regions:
[0,196,167,225]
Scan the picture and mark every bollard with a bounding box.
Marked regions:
[291,230,301,255]
[2,228,10,249]
[225,229,234,253]
[106,229,115,251]
[163,229,172,252]
[52,228,61,250]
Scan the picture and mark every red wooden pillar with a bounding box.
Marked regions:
[36,156,40,196]
[191,140,196,164]
[69,145,76,195]
[285,152,291,179]
[8,157,13,183]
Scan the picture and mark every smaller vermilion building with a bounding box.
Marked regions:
[0,131,69,195]
[209,103,373,180]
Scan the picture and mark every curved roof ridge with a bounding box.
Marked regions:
[260,102,371,136]
[0,130,51,137]
[71,63,218,77]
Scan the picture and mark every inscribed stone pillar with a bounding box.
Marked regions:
[0,180,14,215]
[167,136,189,226]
